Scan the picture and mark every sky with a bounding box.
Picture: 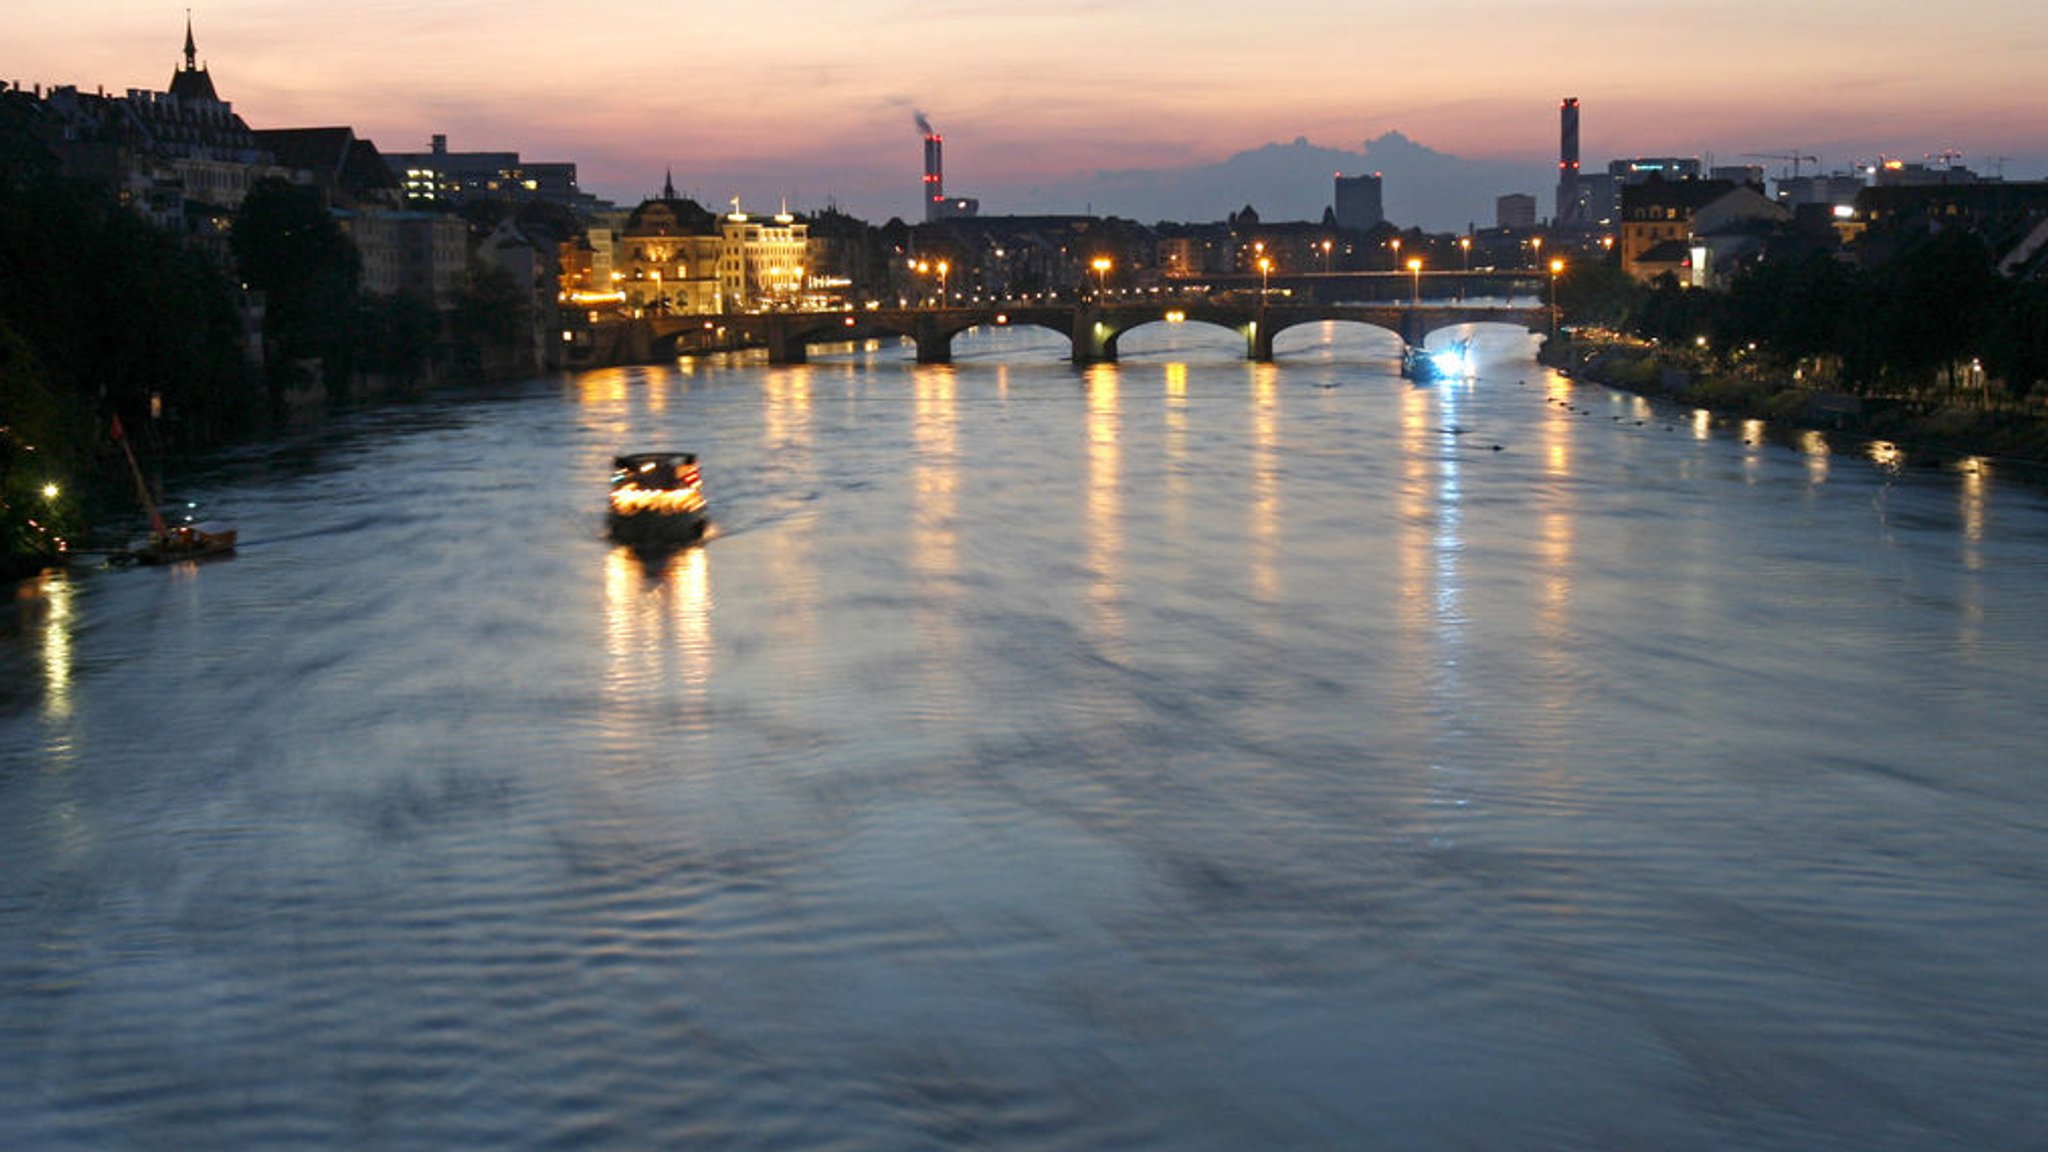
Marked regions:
[14,0,2048,223]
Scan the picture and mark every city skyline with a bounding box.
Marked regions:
[14,0,2048,222]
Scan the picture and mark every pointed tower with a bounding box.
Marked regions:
[663,168,678,201]
[169,13,221,104]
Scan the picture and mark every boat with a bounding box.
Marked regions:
[131,517,238,565]
[110,414,237,565]
[607,452,708,547]
[1403,340,1475,382]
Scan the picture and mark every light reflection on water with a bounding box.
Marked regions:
[4,324,2048,1151]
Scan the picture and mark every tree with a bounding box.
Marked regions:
[1873,229,1999,393]
[231,177,362,385]
[0,320,84,567]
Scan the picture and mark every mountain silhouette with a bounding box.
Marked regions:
[1010,131,1550,231]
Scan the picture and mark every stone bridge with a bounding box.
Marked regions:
[646,299,1551,366]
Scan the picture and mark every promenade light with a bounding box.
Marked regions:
[1548,258,1565,335]
[1091,256,1112,299]
[1406,256,1423,305]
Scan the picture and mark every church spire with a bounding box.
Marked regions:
[663,167,677,201]
[184,11,198,72]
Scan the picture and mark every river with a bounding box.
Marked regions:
[3,322,2045,1150]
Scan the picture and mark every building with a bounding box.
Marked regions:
[1582,157,1706,225]
[1555,98,1583,227]
[1497,193,1537,229]
[1686,186,1793,288]
[615,189,725,314]
[10,20,288,257]
[1872,159,1985,187]
[1775,173,1868,210]
[718,206,812,310]
[1612,157,1704,184]
[612,179,819,314]
[1334,173,1385,233]
[344,208,470,306]
[1619,176,1736,282]
[253,126,402,210]
[384,134,591,214]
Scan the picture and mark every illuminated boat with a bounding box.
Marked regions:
[134,519,238,565]
[1403,340,1475,382]
[608,452,708,547]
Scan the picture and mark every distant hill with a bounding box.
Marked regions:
[1007,131,1551,232]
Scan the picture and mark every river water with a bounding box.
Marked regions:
[4,323,2045,1150]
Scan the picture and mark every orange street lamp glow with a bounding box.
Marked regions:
[1406,256,1422,304]
[1257,255,1273,296]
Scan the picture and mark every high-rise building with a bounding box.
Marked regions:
[1556,97,1582,226]
[1334,172,1384,232]
[1497,193,1537,229]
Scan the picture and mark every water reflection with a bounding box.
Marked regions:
[1247,363,1282,607]
[602,544,715,733]
[912,368,960,583]
[26,571,75,724]
[762,365,822,652]
[1084,364,1123,647]
[1163,363,1190,546]
[1800,430,1832,486]
[765,366,814,452]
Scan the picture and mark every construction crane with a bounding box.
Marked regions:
[1743,151,1820,179]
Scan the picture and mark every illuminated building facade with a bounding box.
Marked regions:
[385,134,587,212]
[615,185,817,314]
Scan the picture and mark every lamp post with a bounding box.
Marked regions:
[1547,257,1564,336]
[937,260,949,306]
[1258,256,1272,297]
[1530,234,1543,270]
[1389,236,1402,273]
[1406,256,1422,305]
[1321,238,1333,273]
[1091,256,1111,301]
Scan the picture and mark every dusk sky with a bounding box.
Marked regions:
[16,1,2048,220]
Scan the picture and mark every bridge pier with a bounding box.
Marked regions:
[1247,313,1275,362]
[1071,308,1117,363]
[912,314,953,364]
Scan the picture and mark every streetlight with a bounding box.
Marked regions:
[1389,236,1402,273]
[937,260,949,305]
[1406,256,1422,305]
[1091,256,1111,300]
[1547,257,1565,336]
[1321,238,1333,273]
[1459,235,1472,272]
[1530,234,1543,270]
[1258,256,1272,297]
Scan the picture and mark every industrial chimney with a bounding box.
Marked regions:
[919,114,944,223]
[1556,97,1581,227]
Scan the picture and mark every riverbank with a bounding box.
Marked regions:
[1542,337,2048,469]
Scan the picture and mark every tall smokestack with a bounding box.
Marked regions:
[1557,97,1581,226]
[917,111,943,222]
